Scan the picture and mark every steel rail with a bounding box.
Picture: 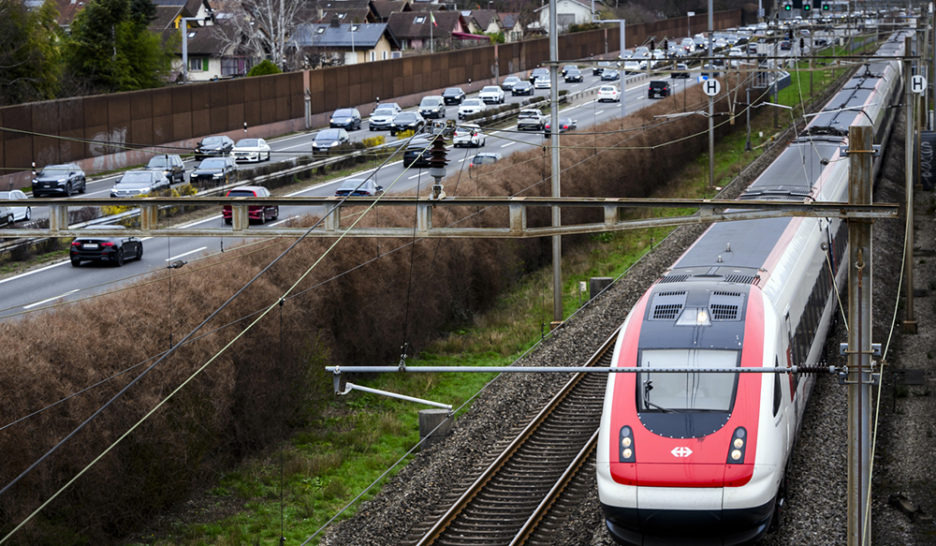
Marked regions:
[412,329,617,545]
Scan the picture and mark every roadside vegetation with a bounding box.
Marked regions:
[0,55,859,544]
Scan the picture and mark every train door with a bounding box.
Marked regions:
[783,311,797,438]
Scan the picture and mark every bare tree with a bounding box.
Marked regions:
[214,0,304,70]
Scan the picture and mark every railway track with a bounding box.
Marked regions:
[411,329,618,545]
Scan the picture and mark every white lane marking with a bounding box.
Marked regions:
[500,142,515,148]
[269,216,294,227]
[408,173,421,180]
[0,260,69,286]
[594,110,605,115]
[165,247,207,261]
[458,158,467,163]
[24,289,80,310]
[179,215,222,228]
[280,141,313,151]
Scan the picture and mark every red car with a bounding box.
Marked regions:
[222,186,279,224]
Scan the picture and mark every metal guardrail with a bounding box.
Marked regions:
[0,196,900,239]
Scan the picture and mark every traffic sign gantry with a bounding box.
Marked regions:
[703,79,721,97]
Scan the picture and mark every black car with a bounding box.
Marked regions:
[403,138,433,168]
[190,156,238,187]
[145,154,185,184]
[418,96,446,119]
[312,128,351,153]
[544,117,577,136]
[593,61,612,76]
[779,40,792,51]
[329,108,362,130]
[442,87,466,105]
[648,80,671,98]
[564,68,584,83]
[390,112,426,136]
[194,135,234,160]
[511,81,534,96]
[70,225,143,267]
[32,163,87,197]
[670,63,690,79]
[601,69,621,81]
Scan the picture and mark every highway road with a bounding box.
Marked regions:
[0,26,832,318]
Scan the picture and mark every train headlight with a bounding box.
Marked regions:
[619,426,636,462]
[676,308,711,326]
[727,427,747,464]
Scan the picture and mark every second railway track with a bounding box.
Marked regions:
[412,330,618,545]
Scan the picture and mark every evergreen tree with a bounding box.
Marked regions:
[63,0,172,94]
[0,0,62,105]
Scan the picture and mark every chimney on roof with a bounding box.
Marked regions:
[330,16,341,27]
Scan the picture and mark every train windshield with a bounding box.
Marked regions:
[638,349,739,412]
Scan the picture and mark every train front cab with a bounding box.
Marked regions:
[597,286,788,545]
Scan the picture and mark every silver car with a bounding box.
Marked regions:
[110,170,170,198]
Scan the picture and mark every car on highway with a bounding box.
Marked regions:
[529,67,549,81]
[501,76,522,90]
[368,107,398,131]
[453,124,486,148]
[648,80,671,98]
[190,156,238,187]
[780,40,792,51]
[517,109,545,131]
[390,112,426,136]
[403,137,433,168]
[601,69,620,81]
[31,163,87,197]
[110,170,170,197]
[0,190,30,225]
[313,128,351,152]
[419,95,446,119]
[70,225,143,267]
[233,138,271,163]
[222,185,278,224]
[511,81,534,96]
[329,108,362,130]
[458,98,486,120]
[335,178,384,196]
[701,64,721,78]
[544,117,577,135]
[145,154,185,184]
[442,87,466,105]
[533,76,551,90]
[670,63,690,78]
[380,102,402,114]
[622,59,641,73]
[593,60,612,75]
[469,152,501,168]
[597,85,621,102]
[194,135,234,160]
[479,85,506,104]
[560,64,577,76]
[564,67,584,83]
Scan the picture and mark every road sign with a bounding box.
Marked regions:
[702,79,721,97]
[912,75,927,94]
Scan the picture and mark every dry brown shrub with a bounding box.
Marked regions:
[0,77,748,541]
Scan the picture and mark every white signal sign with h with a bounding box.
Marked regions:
[912,75,927,95]
[703,79,721,97]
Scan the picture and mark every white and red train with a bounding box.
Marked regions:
[596,32,908,545]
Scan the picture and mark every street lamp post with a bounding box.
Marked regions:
[181,11,214,82]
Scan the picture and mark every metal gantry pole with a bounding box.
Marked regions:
[931,2,935,129]
[904,36,918,332]
[549,0,562,325]
[846,122,874,546]
[707,0,715,188]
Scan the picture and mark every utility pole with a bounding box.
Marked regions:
[846,121,874,546]
[604,19,628,120]
[707,0,715,188]
[549,0,562,325]
[931,2,935,129]
[904,36,918,332]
